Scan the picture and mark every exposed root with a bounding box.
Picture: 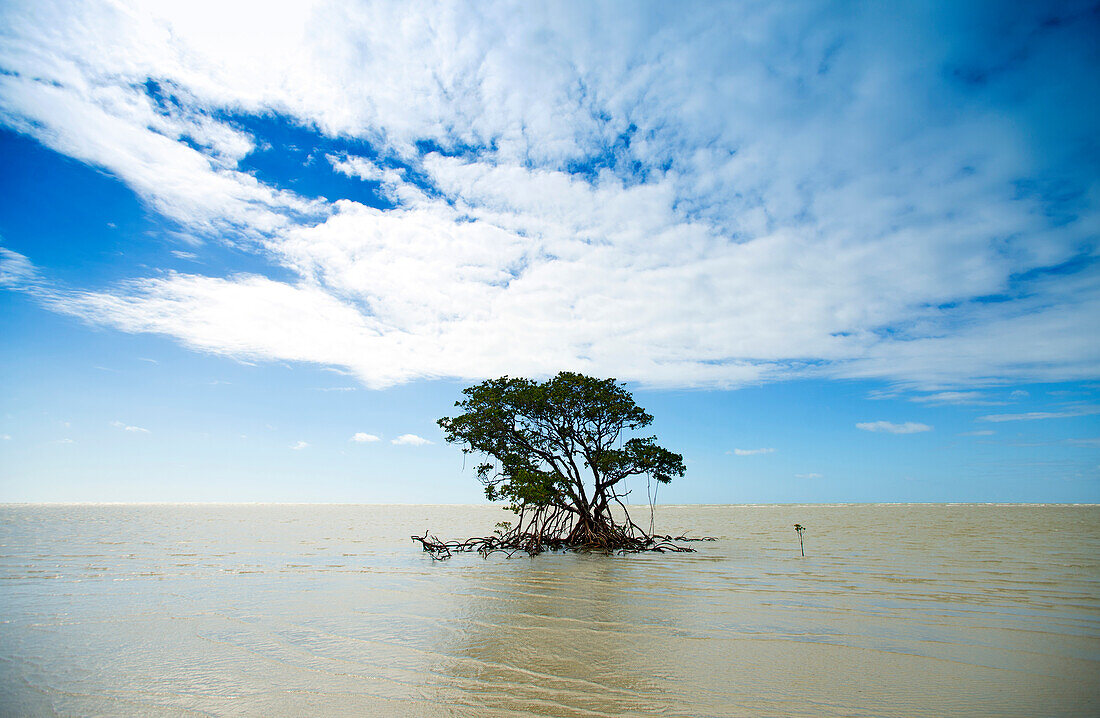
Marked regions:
[411,505,716,560]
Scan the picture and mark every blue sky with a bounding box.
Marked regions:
[1,0,1098,502]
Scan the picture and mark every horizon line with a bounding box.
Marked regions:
[1,501,1095,507]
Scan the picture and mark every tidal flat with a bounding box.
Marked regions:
[1,504,1097,717]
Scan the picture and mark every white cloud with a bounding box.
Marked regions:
[0,3,1096,390]
[291,440,310,450]
[38,271,421,389]
[0,434,11,440]
[391,433,432,446]
[171,250,199,260]
[0,247,39,288]
[856,421,932,434]
[1010,390,1030,399]
[958,430,995,437]
[978,407,1100,423]
[350,432,380,443]
[910,391,1005,406]
[53,438,74,444]
[731,448,775,456]
[111,420,150,433]
[795,473,822,479]
[327,153,388,182]
[0,67,320,241]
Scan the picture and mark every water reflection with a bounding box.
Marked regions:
[431,554,676,716]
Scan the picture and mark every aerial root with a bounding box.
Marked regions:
[411,512,717,560]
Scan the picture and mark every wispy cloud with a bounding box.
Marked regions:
[350,432,380,443]
[171,250,199,261]
[111,420,150,433]
[795,473,822,479]
[0,246,38,287]
[391,434,432,446]
[958,430,995,437]
[978,407,1100,423]
[856,421,932,434]
[1066,438,1100,447]
[910,392,1005,406]
[290,440,310,450]
[730,448,775,456]
[52,438,74,444]
[0,434,11,440]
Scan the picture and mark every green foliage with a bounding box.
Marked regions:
[438,372,685,519]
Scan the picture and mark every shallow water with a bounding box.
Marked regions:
[0,504,1097,717]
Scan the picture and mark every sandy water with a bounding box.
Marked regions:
[0,504,1097,717]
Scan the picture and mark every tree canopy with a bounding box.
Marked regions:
[416,372,693,558]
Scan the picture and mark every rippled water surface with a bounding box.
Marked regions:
[1,504,1097,716]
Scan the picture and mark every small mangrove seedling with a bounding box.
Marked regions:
[794,523,806,556]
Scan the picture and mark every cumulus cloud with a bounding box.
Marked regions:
[350,432,380,443]
[327,153,388,182]
[391,434,432,446]
[731,448,775,456]
[856,421,933,434]
[0,2,1096,390]
[111,420,150,433]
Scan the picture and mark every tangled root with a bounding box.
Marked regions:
[411,506,715,560]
